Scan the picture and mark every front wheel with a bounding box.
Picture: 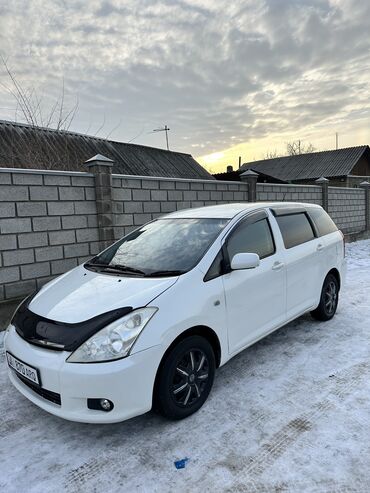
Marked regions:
[311,273,339,321]
[154,335,215,420]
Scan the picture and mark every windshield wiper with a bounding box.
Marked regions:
[109,264,146,275]
[84,262,109,269]
[84,262,145,276]
[144,270,185,277]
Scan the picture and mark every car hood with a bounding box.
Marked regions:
[29,265,178,324]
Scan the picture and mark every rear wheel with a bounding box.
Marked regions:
[154,336,215,420]
[311,273,339,321]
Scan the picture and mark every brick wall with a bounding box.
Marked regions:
[257,183,322,205]
[0,166,369,302]
[111,175,248,239]
[328,187,366,233]
[0,169,100,300]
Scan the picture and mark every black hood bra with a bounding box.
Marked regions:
[12,294,133,352]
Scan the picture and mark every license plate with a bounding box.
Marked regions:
[6,352,41,386]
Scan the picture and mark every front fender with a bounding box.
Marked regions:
[131,271,228,366]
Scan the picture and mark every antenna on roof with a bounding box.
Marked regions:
[153,125,170,150]
[335,132,338,150]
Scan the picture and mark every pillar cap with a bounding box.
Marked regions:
[85,154,114,167]
[315,176,329,183]
[359,181,370,188]
[240,169,259,177]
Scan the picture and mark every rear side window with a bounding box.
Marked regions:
[309,208,338,236]
[276,213,315,249]
[227,218,275,260]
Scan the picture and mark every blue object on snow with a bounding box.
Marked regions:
[174,458,189,469]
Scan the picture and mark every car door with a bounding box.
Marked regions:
[272,209,321,319]
[222,210,287,355]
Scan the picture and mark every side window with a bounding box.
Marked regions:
[204,250,224,282]
[308,208,338,236]
[227,218,275,261]
[276,213,315,249]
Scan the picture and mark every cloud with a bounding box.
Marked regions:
[0,0,369,167]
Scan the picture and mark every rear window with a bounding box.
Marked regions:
[276,213,315,249]
[309,208,338,236]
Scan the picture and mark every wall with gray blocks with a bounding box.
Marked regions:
[0,167,368,302]
[257,183,367,233]
[257,183,322,205]
[111,175,249,240]
[0,169,100,301]
[328,187,366,233]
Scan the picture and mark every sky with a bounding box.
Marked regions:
[0,0,369,173]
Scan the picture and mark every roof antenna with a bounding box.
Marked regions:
[336,132,338,150]
[153,125,170,150]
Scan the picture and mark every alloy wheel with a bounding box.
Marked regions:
[325,280,337,315]
[171,349,210,407]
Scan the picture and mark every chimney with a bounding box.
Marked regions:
[227,165,233,173]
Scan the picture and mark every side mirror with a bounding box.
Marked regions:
[230,252,260,270]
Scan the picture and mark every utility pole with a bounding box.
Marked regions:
[238,156,242,168]
[335,132,338,150]
[153,125,170,150]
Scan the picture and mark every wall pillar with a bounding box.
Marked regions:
[85,154,115,250]
[360,181,370,230]
[316,176,329,211]
[240,169,258,202]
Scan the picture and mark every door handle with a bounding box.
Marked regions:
[272,261,284,271]
[317,244,324,251]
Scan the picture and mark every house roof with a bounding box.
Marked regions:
[240,146,370,181]
[0,120,212,179]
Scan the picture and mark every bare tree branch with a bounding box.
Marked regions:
[105,117,122,140]
[286,140,316,155]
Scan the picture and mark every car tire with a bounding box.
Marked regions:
[154,335,216,420]
[311,273,339,321]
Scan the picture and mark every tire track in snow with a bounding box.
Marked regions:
[217,360,370,489]
[61,361,370,493]
[66,457,112,493]
[224,478,369,493]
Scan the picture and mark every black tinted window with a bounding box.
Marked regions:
[276,213,315,249]
[227,218,275,260]
[309,208,338,236]
[204,250,224,281]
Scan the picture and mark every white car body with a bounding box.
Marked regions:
[4,202,346,423]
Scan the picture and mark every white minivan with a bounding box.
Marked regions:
[4,202,345,423]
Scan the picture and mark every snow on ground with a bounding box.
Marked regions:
[1,240,370,493]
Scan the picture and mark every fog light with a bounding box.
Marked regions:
[100,399,111,411]
[87,398,114,412]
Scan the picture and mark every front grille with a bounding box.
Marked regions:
[16,373,61,406]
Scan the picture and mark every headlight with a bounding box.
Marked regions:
[67,307,158,363]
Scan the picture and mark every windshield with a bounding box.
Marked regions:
[86,218,229,276]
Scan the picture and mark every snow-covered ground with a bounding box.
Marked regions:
[1,239,370,493]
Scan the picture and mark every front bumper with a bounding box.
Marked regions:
[4,326,162,423]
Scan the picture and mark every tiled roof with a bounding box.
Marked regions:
[0,120,212,179]
[240,146,370,181]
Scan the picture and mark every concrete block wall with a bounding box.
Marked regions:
[328,187,366,233]
[0,165,369,302]
[257,183,322,205]
[111,175,249,239]
[0,168,100,301]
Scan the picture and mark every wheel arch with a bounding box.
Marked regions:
[327,267,341,290]
[152,325,222,408]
